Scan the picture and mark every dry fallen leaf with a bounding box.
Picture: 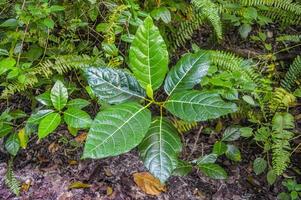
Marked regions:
[106,186,113,196]
[21,179,32,192]
[68,160,78,165]
[75,132,87,143]
[48,142,59,154]
[68,181,91,190]
[133,172,166,195]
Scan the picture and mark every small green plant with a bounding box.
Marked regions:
[278,179,301,200]
[27,80,92,139]
[242,112,295,183]
[82,16,237,183]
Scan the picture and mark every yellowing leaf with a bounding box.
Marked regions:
[133,172,166,195]
[68,181,91,189]
[18,128,28,149]
[21,179,31,192]
[106,186,113,196]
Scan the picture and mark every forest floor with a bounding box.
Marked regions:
[0,25,301,200]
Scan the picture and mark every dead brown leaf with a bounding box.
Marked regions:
[68,181,91,190]
[75,132,87,143]
[133,172,166,196]
[68,160,78,165]
[21,179,31,192]
[48,142,59,154]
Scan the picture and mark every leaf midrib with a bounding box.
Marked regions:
[88,105,147,153]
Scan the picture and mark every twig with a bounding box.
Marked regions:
[187,126,203,160]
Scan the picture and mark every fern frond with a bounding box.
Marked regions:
[202,49,263,87]
[5,159,20,196]
[281,56,301,92]
[168,7,205,51]
[271,112,295,175]
[171,118,198,134]
[268,87,296,114]
[1,55,104,98]
[276,35,301,43]
[191,0,222,40]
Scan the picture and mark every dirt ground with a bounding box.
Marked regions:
[0,125,294,200]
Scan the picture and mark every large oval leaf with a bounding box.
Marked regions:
[51,80,68,110]
[83,102,151,159]
[165,91,237,122]
[129,16,168,91]
[84,67,145,104]
[5,133,20,156]
[38,112,61,139]
[164,52,209,96]
[139,117,182,183]
[64,108,92,129]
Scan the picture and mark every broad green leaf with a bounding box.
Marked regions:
[253,157,267,175]
[64,108,92,129]
[139,117,182,182]
[0,19,18,27]
[36,91,52,106]
[225,144,241,161]
[198,163,227,179]
[129,16,168,91]
[51,80,68,110]
[164,52,209,96]
[267,169,277,185]
[213,141,227,156]
[240,127,253,138]
[85,67,145,104]
[222,127,240,141]
[195,153,218,165]
[172,160,193,176]
[165,91,237,122]
[83,102,151,159]
[27,109,54,125]
[0,124,13,138]
[151,7,171,23]
[67,98,90,109]
[38,113,61,139]
[5,133,20,156]
[242,95,256,106]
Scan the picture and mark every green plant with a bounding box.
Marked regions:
[82,16,237,183]
[242,112,295,180]
[278,179,301,200]
[27,80,92,139]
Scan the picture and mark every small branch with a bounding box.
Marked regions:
[187,125,203,160]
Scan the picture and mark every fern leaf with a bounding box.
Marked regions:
[191,0,223,40]
[171,118,198,134]
[281,56,301,92]
[5,159,20,196]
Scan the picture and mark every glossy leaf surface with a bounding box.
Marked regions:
[129,17,168,91]
[139,117,182,183]
[83,102,151,159]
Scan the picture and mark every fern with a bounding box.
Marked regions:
[1,55,105,98]
[271,112,295,175]
[276,34,301,43]
[171,118,198,134]
[168,7,205,51]
[201,49,263,87]
[191,0,223,40]
[5,159,20,196]
[281,56,301,92]
[268,87,296,114]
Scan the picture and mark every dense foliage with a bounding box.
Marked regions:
[0,0,300,197]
